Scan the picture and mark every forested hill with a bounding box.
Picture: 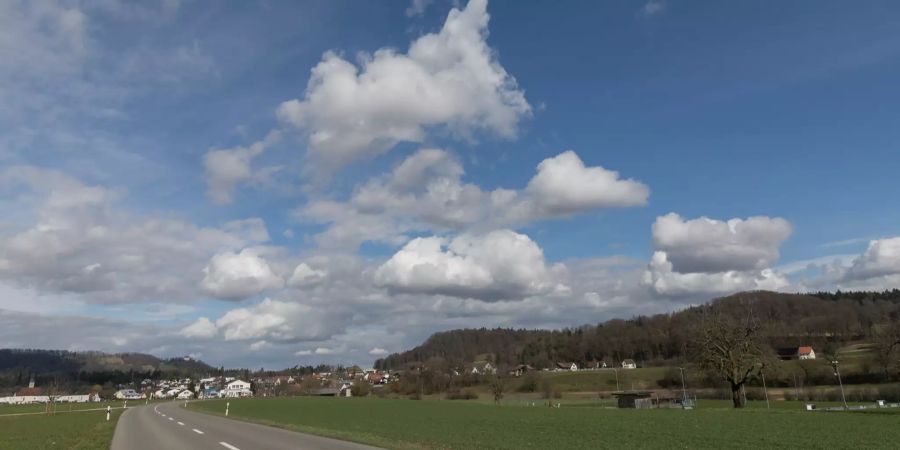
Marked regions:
[374,290,900,370]
[0,349,215,389]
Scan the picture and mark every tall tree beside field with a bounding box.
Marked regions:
[693,304,767,408]
[872,320,900,379]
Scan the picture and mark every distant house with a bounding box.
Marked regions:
[621,359,637,369]
[798,346,816,360]
[114,389,143,400]
[56,393,101,403]
[556,362,578,372]
[176,390,195,400]
[510,364,534,377]
[468,362,496,375]
[222,380,252,398]
[777,346,816,360]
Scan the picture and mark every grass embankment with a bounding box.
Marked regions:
[192,396,900,449]
[0,406,123,449]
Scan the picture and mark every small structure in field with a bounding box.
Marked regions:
[621,359,637,369]
[556,362,578,371]
[612,390,651,408]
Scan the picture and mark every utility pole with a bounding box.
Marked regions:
[761,370,770,409]
[678,367,687,406]
[831,360,848,409]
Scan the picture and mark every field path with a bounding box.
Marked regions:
[111,401,380,450]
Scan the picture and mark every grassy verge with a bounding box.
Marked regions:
[0,407,123,449]
[191,396,900,449]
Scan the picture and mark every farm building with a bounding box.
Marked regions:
[621,359,637,369]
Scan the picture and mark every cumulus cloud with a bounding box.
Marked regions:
[180,317,217,338]
[643,213,793,297]
[288,263,327,287]
[525,151,649,215]
[276,0,530,172]
[210,298,338,342]
[299,148,649,249]
[845,237,900,281]
[203,131,281,204]
[201,249,284,300]
[652,213,793,273]
[375,229,567,300]
[0,166,268,304]
[640,1,667,16]
[369,347,389,355]
[643,251,790,296]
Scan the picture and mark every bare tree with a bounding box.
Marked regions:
[488,375,505,405]
[872,320,900,380]
[693,305,766,408]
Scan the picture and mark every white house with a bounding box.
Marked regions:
[556,362,578,371]
[798,346,816,360]
[56,393,101,403]
[176,390,195,400]
[165,388,182,398]
[222,380,252,398]
[621,359,637,369]
[114,389,143,400]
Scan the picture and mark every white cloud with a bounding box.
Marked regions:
[406,0,433,17]
[643,213,793,297]
[203,131,281,204]
[277,0,530,172]
[288,263,327,288]
[652,213,793,273]
[180,317,217,338]
[0,166,268,304]
[294,349,312,356]
[643,251,790,296]
[525,151,649,215]
[299,148,649,249]
[641,1,667,16]
[369,347,389,355]
[845,237,900,280]
[201,249,284,300]
[314,347,336,355]
[375,229,567,300]
[199,298,340,343]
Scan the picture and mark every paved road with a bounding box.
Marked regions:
[111,401,380,450]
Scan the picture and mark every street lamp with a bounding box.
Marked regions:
[831,360,848,409]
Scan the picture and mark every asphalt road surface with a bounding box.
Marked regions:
[111,401,380,450]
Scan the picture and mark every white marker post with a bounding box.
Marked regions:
[225,402,229,417]
[106,405,111,422]
[124,400,127,409]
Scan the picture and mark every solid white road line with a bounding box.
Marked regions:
[177,421,184,426]
[192,429,204,435]
[219,442,241,450]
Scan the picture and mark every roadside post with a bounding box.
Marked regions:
[226,402,229,417]
[106,405,111,421]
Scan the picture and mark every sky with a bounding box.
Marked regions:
[1,0,899,369]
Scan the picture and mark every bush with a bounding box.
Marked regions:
[350,382,371,397]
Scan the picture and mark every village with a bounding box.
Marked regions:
[0,345,819,406]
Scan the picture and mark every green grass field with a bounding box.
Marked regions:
[541,367,668,391]
[191,396,900,449]
[0,407,123,449]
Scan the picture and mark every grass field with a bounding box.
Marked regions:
[0,406,123,449]
[191,396,900,449]
[541,367,668,391]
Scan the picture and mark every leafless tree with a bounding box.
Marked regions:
[693,304,766,408]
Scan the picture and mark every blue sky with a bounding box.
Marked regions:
[1,0,899,368]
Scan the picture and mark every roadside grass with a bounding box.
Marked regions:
[0,399,163,415]
[191,396,900,449]
[0,407,123,449]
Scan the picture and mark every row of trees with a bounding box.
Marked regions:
[376,291,900,373]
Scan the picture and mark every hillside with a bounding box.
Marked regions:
[0,349,215,390]
[375,290,900,370]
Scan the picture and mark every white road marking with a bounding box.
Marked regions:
[168,417,174,421]
[177,421,184,426]
[161,414,167,417]
[220,442,241,450]
[192,428,204,435]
